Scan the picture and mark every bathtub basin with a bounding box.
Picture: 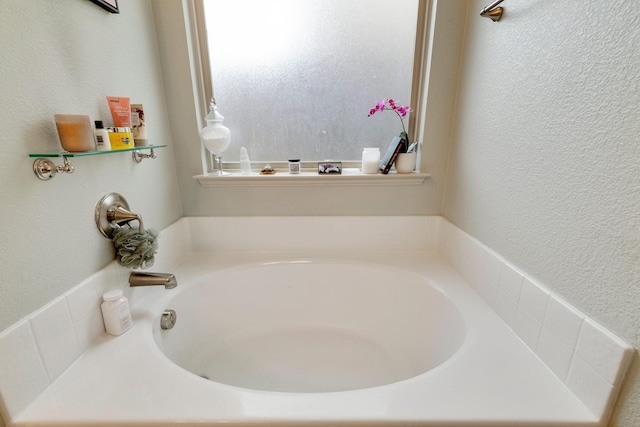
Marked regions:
[153,261,466,393]
[15,252,598,426]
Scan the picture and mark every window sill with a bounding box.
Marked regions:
[193,168,429,187]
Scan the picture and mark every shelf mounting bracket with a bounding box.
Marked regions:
[132,148,157,163]
[33,157,74,181]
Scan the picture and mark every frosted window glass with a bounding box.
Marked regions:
[203,0,418,161]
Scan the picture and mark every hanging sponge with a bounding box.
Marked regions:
[111,226,158,269]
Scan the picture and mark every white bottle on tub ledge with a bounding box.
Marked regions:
[101,289,132,336]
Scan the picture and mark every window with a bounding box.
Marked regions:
[198,0,422,165]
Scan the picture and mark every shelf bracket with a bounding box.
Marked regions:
[33,157,74,181]
[132,148,157,163]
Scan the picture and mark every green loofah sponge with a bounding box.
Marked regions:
[111,226,159,269]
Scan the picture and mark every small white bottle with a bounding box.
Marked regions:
[240,146,251,175]
[361,147,380,174]
[94,120,111,151]
[101,289,132,336]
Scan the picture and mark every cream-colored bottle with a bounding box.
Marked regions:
[100,289,132,336]
[94,120,111,151]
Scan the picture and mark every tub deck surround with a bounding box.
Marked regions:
[14,252,596,427]
[0,217,633,427]
[436,219,634,422]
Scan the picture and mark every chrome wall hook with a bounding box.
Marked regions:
[33,157,74,180]
[480,0,505,22]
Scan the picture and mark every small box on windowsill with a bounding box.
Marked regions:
[318,161,342,174]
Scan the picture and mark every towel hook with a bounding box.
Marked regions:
[480,0,505,22]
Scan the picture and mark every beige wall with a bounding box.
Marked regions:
[444,0,640,424]
[0,0,182,334]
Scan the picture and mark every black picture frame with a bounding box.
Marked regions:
[89,0,119,14]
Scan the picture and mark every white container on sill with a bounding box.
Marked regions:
[240,147,251,175]
[395,152,417,174]
[361,147,380,174]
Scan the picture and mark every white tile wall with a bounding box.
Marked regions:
[575,320,632,386]
[0,322,48,419]
[498,263,524,302]
[537,327,574,380]
[187,216,439,253]
[493,289,518,325]
[0,218,189,422]
[519,278,550,324]
[29,299,82,382]
[567,356,616,420]
[514,307,543,350]
[543,297,583,350]
[436,217,634,424]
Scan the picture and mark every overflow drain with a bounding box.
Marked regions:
[160,309,177,330]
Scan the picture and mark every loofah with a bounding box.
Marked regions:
[111,226,158,270]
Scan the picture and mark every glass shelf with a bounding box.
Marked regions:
[31,145,167,181]
[29,144,166,158]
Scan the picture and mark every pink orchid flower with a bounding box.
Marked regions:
[367,98,413,151]
[396,106,411,117]
[367,98,411,131]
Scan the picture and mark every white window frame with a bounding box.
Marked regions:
[189,0,432,186]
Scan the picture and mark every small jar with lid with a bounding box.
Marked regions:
[100,289,132,336]
[288,159,301,174]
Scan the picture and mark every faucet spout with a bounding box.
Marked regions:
[129,272,177,289]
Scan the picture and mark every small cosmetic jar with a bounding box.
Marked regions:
[107,127,135,151]
[288,159,301,174]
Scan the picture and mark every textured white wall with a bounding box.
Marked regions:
[444,0,640,424]
[0,0,182,335]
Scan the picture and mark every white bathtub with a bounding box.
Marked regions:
[15,252,598,426]
[154,261,466,393]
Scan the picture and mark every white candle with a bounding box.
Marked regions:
[361,147,380,174]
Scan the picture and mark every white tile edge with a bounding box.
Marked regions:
[0,218,194,420]
[435,217,635,422]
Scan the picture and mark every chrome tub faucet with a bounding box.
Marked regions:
[129,272,178,289]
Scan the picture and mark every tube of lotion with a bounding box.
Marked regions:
[106,96,131,127]
[130,104,148,146]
